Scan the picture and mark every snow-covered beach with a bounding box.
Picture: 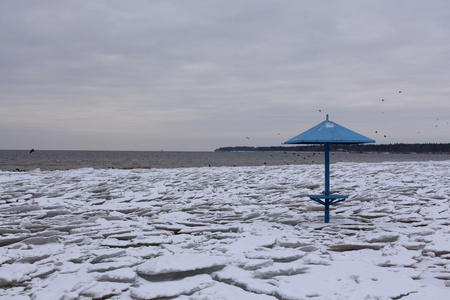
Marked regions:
[1,160,449,299]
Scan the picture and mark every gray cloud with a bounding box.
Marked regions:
[1,0,449,150]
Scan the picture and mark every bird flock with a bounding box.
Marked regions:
[372,90,447,139]
[244,89,447,146]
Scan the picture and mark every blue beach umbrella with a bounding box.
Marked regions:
[284,115,375,223]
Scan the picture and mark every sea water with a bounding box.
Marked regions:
[1,149,449,171]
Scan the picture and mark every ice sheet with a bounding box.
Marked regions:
[1,161,449,299]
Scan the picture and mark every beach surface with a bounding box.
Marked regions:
[1,160,449,299]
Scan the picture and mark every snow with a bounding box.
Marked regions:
[136,253,230,277]
[1,160,450,299]
[130,274,215,299]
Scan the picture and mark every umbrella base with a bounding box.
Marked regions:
[308,194,348,223]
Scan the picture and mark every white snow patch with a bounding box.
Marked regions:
[130,274,215,299]
[136,253,230,276]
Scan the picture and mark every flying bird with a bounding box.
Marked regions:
[29,149,35,154]
[399,91,402,93]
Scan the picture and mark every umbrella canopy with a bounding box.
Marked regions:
[284,115,375,145]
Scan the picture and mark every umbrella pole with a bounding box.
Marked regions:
[324,143,330,223]
[325,143,330,196]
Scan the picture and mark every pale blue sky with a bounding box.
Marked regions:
[1,0,449,151]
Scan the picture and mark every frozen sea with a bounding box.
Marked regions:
[1,151,450,299]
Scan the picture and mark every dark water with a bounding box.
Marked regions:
[1,150,449,171]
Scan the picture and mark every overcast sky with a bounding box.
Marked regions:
[1,0,449,151]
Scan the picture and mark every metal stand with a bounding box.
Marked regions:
[308,143,347,223]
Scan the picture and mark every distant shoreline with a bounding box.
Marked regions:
[215,143,450,154]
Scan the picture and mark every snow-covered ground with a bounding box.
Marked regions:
[1,161,449,299]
